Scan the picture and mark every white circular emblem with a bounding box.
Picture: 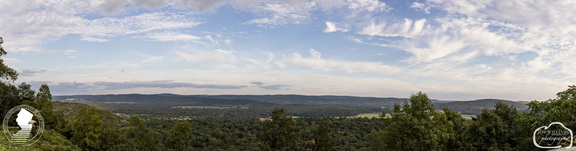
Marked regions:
[2,105,44,146]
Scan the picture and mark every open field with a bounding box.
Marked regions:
[350,112,476,120]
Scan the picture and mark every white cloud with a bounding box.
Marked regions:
[404,0,576,87]
[130,0,167,9]
[135,52,164,63]
[323,22,348,33]
[410,2,431,14]
[244,1,316,25]
[80,36,110,42]
[288,49,400,74]
[0,0,201,52]
[175,49,237,63]
[79,12,201,36]
[317,0,345,9]
[99,0,128,15]
[347,0,389,12]
[173,0,226,12]
[359,19,428,38]
[232,0,266,8]
[144,32,202,41]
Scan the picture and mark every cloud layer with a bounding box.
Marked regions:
[3,0,575,100]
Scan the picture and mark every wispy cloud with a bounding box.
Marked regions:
[243,1,316,25]
[175,49,237,63]
[287,49,400,74]
[93,80,247,90]
[135,52,164,63]
[359,19,428,38]
[143,32,202,42]
[323,22,348,33]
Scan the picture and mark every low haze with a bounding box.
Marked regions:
[1,0,575,101]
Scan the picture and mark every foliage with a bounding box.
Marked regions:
[528,85,576,131]
[110,115,164,151]
[366,92,454,151]
[68,106,120,150]
[306,122,335,151]
[258,108,301,151]
[166,120,193,150]
[463,102,518,150]
[0,45,18,81]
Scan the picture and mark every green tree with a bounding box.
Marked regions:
[442,107,466,151]
[166,120,193,150]
[528,85,576,131]
[259,108,301,151]
[112,115,164,151]
[307,122,335,151]
[463,102,520,150]
[69,106,120,150]
[367,92,453,151]
[0,82,19,119]
[18,82,35,105]
[0,43,18,81]
[35,84,62,130]
[0,42,18,115]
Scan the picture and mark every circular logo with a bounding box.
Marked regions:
[2,105,44,146]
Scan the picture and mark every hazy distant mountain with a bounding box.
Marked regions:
[53,94,527,116]
[53,94,277,106]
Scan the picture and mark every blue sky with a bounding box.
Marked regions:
[1,0,575,101]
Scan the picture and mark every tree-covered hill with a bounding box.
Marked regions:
[434,99,528,115]
[53,94,528,118]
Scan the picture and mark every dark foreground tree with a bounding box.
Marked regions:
[259,108,300,151]
[68,106,120,150]
[307,122,335,151]
[528,85,576,131]
[166,120,193,150]
[367,92,456,151]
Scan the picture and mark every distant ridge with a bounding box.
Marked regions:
[53,94,528,116]
[434,99,528,115]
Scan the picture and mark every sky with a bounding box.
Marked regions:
[1,0,575,101]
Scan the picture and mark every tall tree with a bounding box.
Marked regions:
[0,42,18,81]
[0,41,18,116]
[35,84,60,129]
[463,102,520,150]
[112,115,164,151]
[0,82,19,119]
[18,82,35,105]
[442,107,466,151]
[259,108,301,151]
[307,122,335,151]
[528,85,576,131]
[69,106,120,151]
[367,92,453,151]
[166,120,193,150]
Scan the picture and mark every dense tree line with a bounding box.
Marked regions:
[7,85,576,150]
[3,46,576,150]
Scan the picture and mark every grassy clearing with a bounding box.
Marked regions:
[461,114,475,120]
[350,112,476,120]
